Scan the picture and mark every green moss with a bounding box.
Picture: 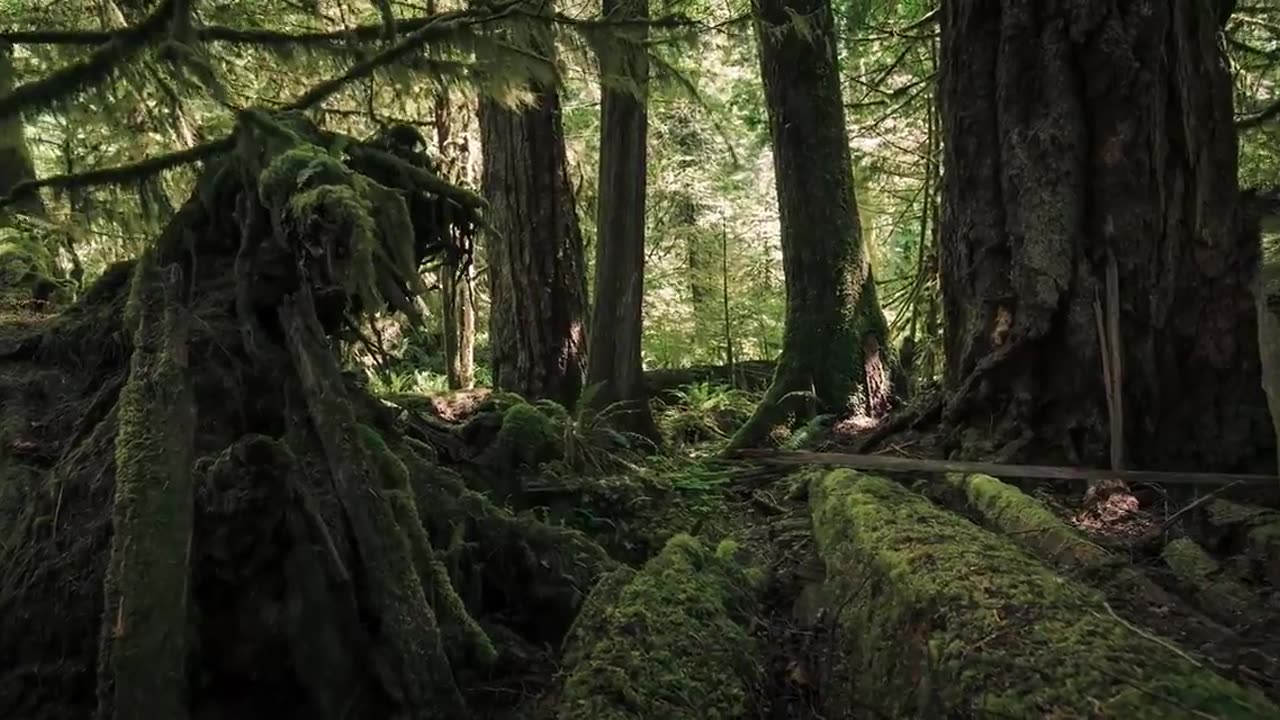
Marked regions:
[559,534,761,720]
[1163,538,1220,582]
[948,473,1110,569]
[479,402,563,470]
[1206,499,1269,526]
[810,470,1276,718]
[101,255,196,718]
[1162,538,1254,622]
[357,425,496,667]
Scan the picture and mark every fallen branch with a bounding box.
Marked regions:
[730,449,1279,487]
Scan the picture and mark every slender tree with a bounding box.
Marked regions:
[585,0,659,438]
[728,0,897,449]
[936,1,1273,471]
[479,38,587,406]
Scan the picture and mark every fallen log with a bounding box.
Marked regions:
[735,449,1280,487]
[642,360,775,397]
[557,534,761,720]
[808,469,1277,717]
[941,472,1110,570]
[1161,538,1261,626]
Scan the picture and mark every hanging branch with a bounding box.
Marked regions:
[0,1,520,209]
[283,0,521,109]
[0,0,179,121]
[0,8,694,48]
[0,136,234,209]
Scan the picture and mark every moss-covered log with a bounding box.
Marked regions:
[1162,538,1260,626]
[809,470,1277,718]
[557,534,761,719]
[95,256,196,720]
[942,472,1110,570]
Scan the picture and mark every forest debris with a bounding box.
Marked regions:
[732,448,1278,486]
[808,470,1277,718]
[558,534,762,720]
[96,257,195,720]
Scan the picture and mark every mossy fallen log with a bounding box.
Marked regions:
[557,534,762,720]
[942,472,1111,569]
[810,470,1277,718]
[1162,538,1259,625]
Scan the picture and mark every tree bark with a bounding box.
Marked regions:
[585,0,659,439]
[938,0,1272,471]
[0,41,43,221]
[479,80,587,406]
[728,0,897,449]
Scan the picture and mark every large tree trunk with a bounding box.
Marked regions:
[479,84,587,407]
[585,0,659,439]
[728,0,897,449]
[0,41,43,221]
[938,0,1272,471]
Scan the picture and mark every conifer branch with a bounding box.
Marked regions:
[1,9,695,47]
[0,135,234,209]
[283,0,522,110]
[0,0,179,121]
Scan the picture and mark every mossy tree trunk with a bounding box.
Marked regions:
[96,258,195,720]
[479,59,587,407]
[0,41,43,221]
[937,1,1273,470]
[585,0,660,439]
[728,0,897,449]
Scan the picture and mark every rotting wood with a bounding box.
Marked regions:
[730,449,1279,487]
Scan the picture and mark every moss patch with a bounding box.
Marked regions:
[1162,538,1256,623]
[558,534,762,720]
[810,470,1276,718]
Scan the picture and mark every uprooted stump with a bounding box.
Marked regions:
[0,109,616,720]
[808,470,1278,718]
[557,534,762,719]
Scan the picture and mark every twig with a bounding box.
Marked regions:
[1097,601,1203,668]
[1150,481,1244,538]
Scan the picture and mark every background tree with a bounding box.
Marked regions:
[728,0,897,448]
[480,20,588,406]
[584,0,660,438]
[935,0,1273,471]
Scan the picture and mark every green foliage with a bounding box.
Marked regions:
[654,381,758,446]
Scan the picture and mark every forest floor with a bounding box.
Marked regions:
[5,279,1280,718]
[413,388,1280,718]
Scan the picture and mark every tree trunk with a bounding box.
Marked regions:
[728,0,898,449]
[479,84,587,406]
[937,0,1272,471]
[0,41,43,221]
[585,0,659,439]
